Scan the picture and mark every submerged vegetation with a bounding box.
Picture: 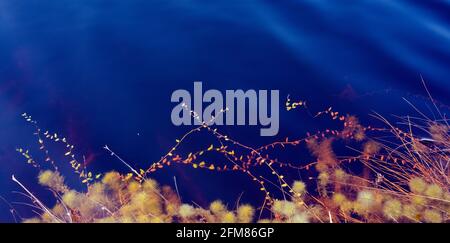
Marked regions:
[12,87,450,223]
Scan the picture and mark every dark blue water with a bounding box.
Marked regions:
[0,0,449,222]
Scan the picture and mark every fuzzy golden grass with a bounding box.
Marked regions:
[14,88,449,223]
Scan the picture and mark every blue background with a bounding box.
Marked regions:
[0,0,449,222]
